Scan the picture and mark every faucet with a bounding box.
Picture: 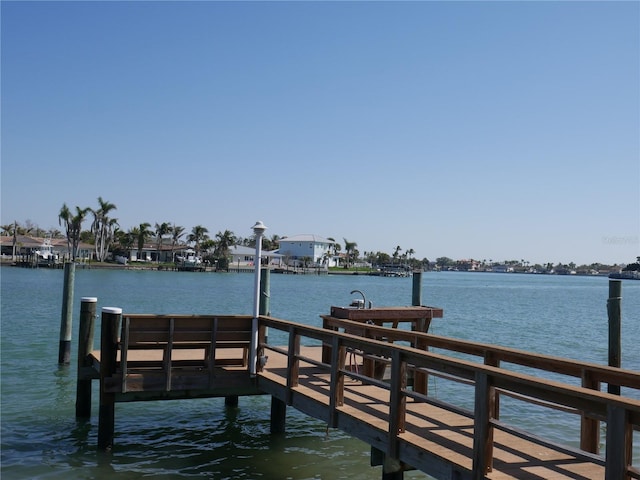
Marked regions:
[350,289,372,309]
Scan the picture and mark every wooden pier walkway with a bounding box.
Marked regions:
[77,308,640,480]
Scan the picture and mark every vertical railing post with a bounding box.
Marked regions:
[483,352,500,421]
[472,371,494,478]
[285,326,300,405]
[607,279,622,395]
[329,335,346,428]
[98,307,122,450]
[75,297,97,418]
[580,369,600,453]
[605,404,631,480]
[388,350,406,458]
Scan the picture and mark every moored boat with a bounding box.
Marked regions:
[175,249,203,271]
[33,238,59,265]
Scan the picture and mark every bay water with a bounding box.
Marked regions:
[1,267,638,479]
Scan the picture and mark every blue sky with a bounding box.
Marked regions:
[2,1,638,265]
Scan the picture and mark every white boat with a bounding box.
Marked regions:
[34,238,59,264]
[175,249,203,270]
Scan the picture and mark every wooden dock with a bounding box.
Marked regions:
[77,308,640,480]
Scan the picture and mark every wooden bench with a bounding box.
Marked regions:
[107,315,253,393]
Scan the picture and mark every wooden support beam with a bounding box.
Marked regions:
[224,395,239,407]
[270,396,287,434]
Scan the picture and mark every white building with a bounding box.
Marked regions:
[229,245,283,268]
[277,234,337,267]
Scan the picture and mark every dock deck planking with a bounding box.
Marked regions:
[85,312,638,479]
[258,345,607,480]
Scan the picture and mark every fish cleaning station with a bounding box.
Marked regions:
[72,223,640,480]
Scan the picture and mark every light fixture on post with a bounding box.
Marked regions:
[249,220,267,376]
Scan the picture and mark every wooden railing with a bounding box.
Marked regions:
[322,315,640,454]
[257,315,640,480]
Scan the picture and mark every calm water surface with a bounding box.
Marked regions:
[1,267,638,479]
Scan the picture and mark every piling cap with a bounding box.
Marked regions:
[81,297,98,303]
[102,307,122,314]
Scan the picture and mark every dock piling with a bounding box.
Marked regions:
[58,262,76,364]
[411,270,429,394]
[98,307,122,450]
[607,279,622,395]
[76,297,97,419]
[411,271,422,307]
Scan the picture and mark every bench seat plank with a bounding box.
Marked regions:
[114,315,252,393]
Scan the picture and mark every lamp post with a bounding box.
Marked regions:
[250,220,267,376]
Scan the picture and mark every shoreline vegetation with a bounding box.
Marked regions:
[1,257,635,278]
[2,210,637,279]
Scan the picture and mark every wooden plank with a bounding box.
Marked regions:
[329,306,443,321]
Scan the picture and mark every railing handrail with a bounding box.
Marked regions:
[260,315,640,421]
[321,315,640,390]
[258,315,639,479]
[121,314,253,320]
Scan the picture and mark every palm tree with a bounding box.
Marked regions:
[112,227,134,257]
[188,225,209,255]
[199,238,216,264]
[214,230,237,271]
[58,204,90,261]
[91,197,118,262]
[406,248,415,266]
[154,222,172,263]
[262,234,280,251]
[134,222,152,260]
[0,224,13,236]
[343,238,358,268]
[171,224,185,261]
[393,245,402,264]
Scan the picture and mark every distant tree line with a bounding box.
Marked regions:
[1,198,634,272]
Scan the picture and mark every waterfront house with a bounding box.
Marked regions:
[0,235,93,261]
[491,264,514,273]
[229,245,283,268]
[277,234,337,267]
